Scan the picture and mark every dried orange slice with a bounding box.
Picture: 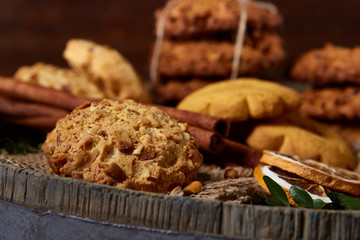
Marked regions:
[254,163,331,206]
[260,150,360,196]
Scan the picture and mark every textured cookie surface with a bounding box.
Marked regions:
[14,62,104,100]
[158,34,284,78]
[42,99,202,193]
[291,44,360,84]
[246,115,357,170]
[156,0,282,37]
[177,78,301,121]
[300,87,360,121]
[64,39,151,102]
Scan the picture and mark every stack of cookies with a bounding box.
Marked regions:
[290,43,360,148]
[177,78,357,170]
[151,0,285,102]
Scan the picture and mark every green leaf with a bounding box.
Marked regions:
[289,185,314,208]
[256,193,287,206]
[263,176,290,207]
[328,192,360,210]
[321,203,337,210]
[313,199,326,209]
[265,198,287,206]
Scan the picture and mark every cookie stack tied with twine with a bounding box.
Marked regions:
[291,44,360,160]
[150,0,285,102]
[177,78,357,170]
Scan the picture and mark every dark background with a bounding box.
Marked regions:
[1,0,360,81]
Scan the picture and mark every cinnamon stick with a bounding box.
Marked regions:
[0,95,68,118]
[203,139,262,168]
[187,125,225,154]
[0,77,90,110]
[153,104,230,137]
[2,115,60,129]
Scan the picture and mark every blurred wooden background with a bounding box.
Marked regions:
[1,0,360,80]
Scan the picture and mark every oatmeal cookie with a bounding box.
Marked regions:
[246,115,357,170]
[158,33,284,78]
[156,0,283,38]
[300,87,360,121]
[63,39,151,103]
[14,62,104,100]
[42,99,202,193]
[291,44,360,84]
[177,78,301,121]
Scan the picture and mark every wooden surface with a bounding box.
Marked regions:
[1,0,360,81]
[1,160,360,240]
[0,200,242,240]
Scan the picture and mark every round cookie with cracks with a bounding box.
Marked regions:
[42,99,202,193]
[246,115,357,170]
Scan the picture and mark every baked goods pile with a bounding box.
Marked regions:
[1,0,360,208]
[151,0,285,102]
[291,44,360,122]
[291,44,360,165]
[177,78,357,170]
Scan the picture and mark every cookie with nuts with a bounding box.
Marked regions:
[155,0,283,38]
[158,33,285,78]
[42,99,202,193]
[291,44,360,84]
[14,62,104,100]
[300,86,360,121]
[63,39,151,103]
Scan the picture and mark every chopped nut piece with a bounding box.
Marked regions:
[224,168,239,179]
[183,132,191,141]
[115,130,134,153]
[88,125,100,134]
[140,147,157,160]
[104,163,127,182]
[56,134,62,146]
[183,181,203,195]
[132,144,144,155]
[178,123,187,131]
[146,114,160,127]
[169,186,184,196]
[74,149,87,166]
[89,149,99,162]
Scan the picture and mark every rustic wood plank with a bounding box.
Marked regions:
[0,162,221,234]
[1,160,360,239]
[221,204,360,240]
